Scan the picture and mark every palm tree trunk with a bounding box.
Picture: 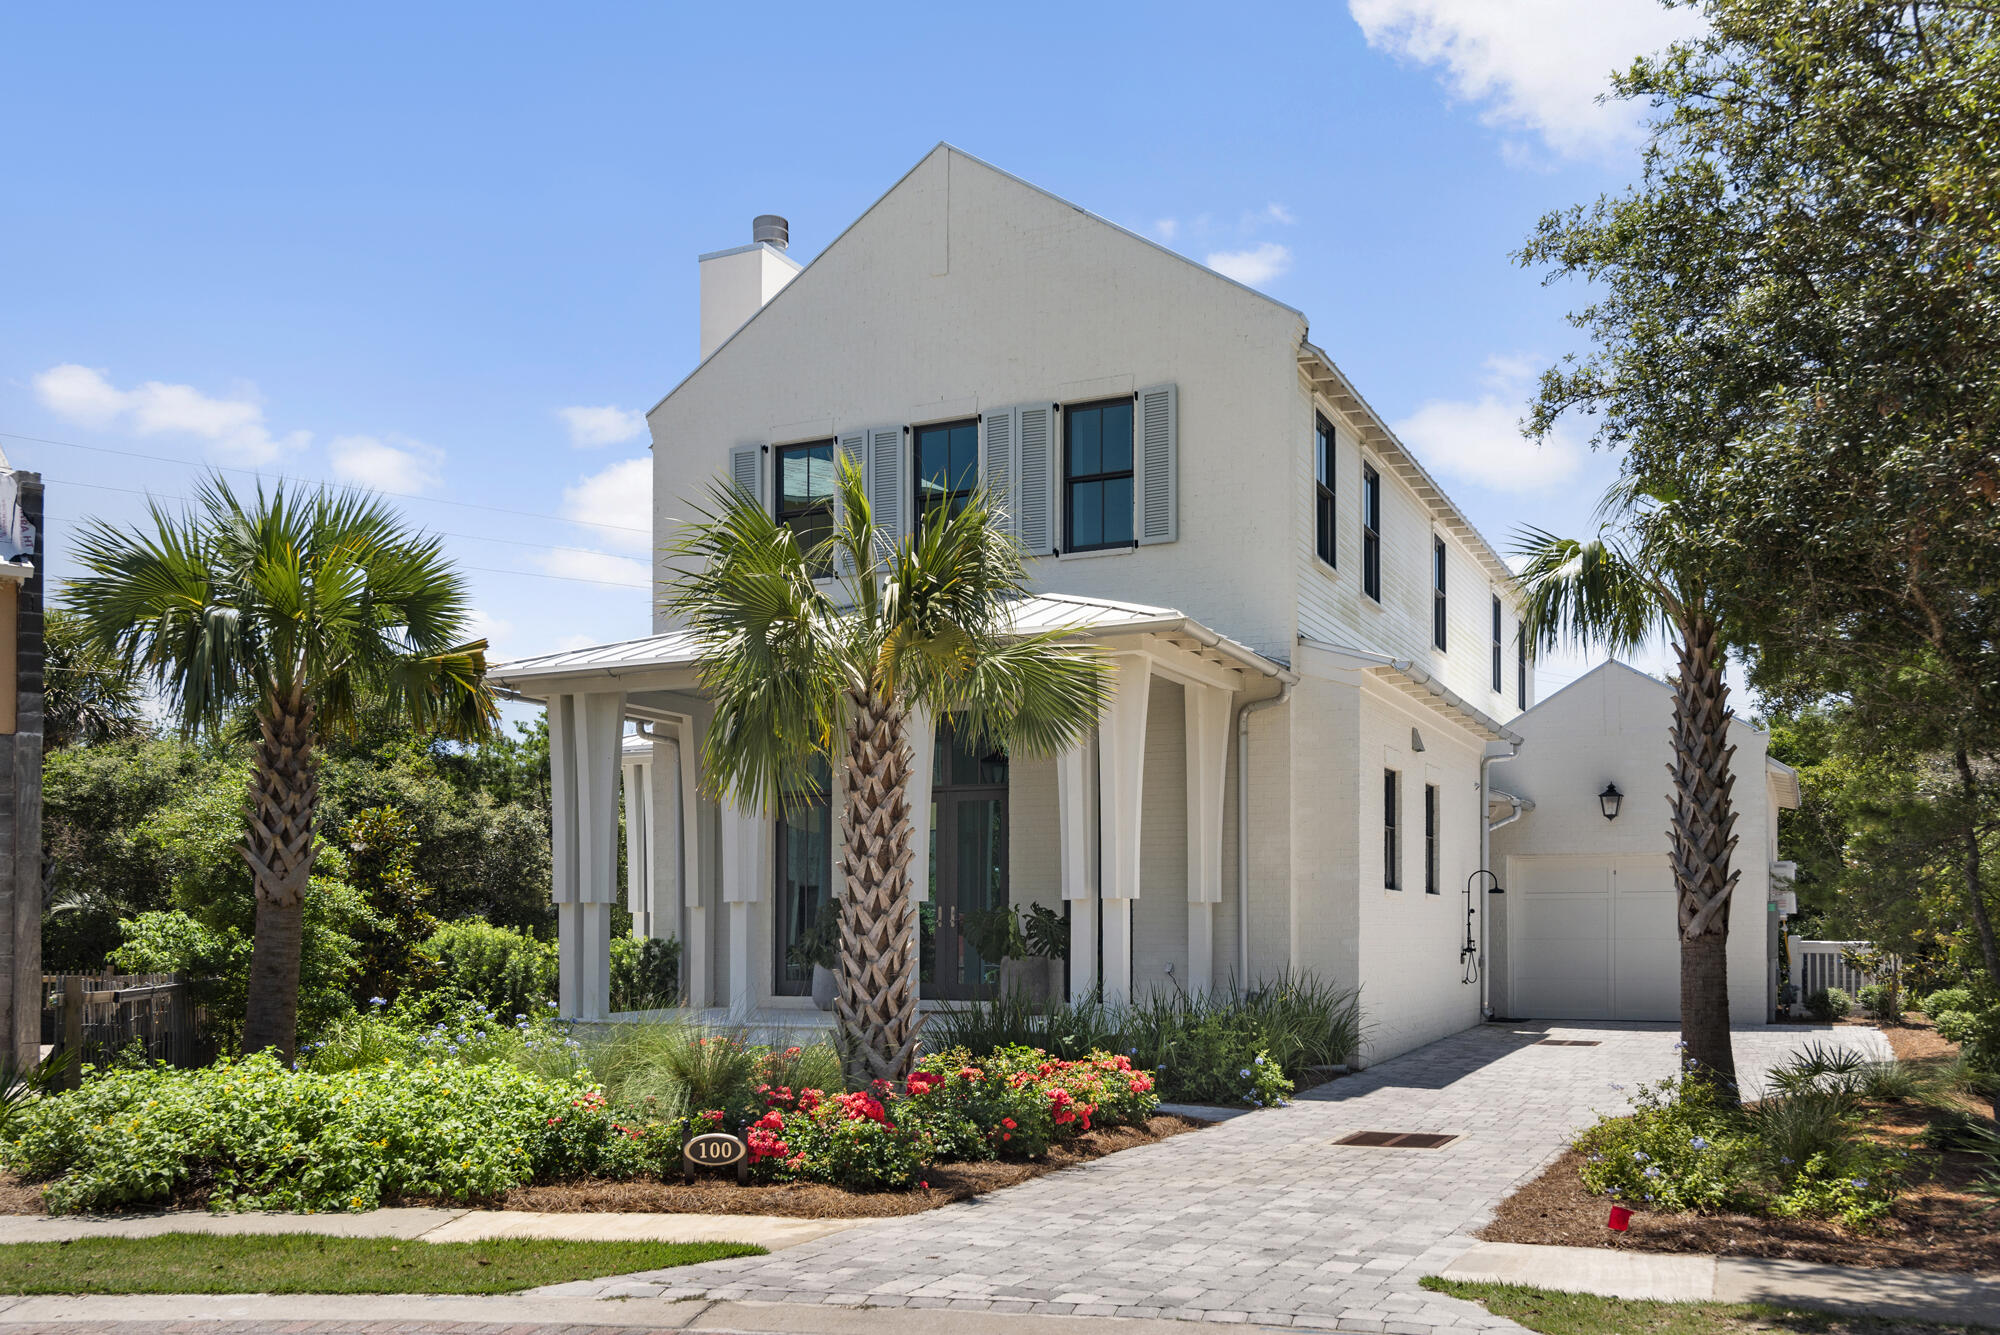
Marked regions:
[834,688,921,1082]
[239,687,319,1060]
[1670,611,1740,1097]
[1953,745,2000,990]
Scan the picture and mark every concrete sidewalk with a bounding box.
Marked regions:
[1441,1241,2000,1329]
[0,1207,863,1252]
[0,1294,1261,1333]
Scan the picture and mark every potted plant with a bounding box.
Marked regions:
[789,903,840,1011]
[962,903,1068,1000]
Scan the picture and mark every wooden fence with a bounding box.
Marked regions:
[40,972,209,1082]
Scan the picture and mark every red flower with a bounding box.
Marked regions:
[1001,1117,1017,1130]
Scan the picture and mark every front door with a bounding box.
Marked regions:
[921,721,1009,1001]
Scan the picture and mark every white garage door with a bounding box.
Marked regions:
[1510,857,1678,1021]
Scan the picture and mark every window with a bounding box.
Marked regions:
[1383,769,1401,890]
[1314,414,1337,567]
[1424,783,1440,894]
[1517,631,1528,710]
[773,759,832,996]
[1361,463,1382,601]
[775,440,836,577]
[914,418,978,534]
[1491,596,1504,693]
[1432,537,1448,650]
[1063,398,1134,553]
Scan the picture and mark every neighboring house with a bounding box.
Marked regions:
[495,146,1785,1061]
[0,451,43,1066]
[1488,661,1800,1026]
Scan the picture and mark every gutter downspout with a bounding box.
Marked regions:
[1234,680,1292,990]
[1478,744,1522,1019]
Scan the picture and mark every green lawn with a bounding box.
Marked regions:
[0,1233,764,1295]
[1422,1279,1993,1335]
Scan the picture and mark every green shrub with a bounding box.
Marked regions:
[1575,1070,1754,1213]
[303,1000,584,1081]
[1768,1148,1906,1230]
[1766,1041,1868,1096]
[420,920,555,1018]
[1,1053,607,1214]
[757,1093,929,1190]
[583,1026,766,1122]
[1935,1009,1977,1044]
[609,936,681,1012]
[1749,1086,1860,1170]
[1921,987,1976,1020]
[1856,983,1902,1024]
[1857,1061,1923,1102]
[1804,987,1852,1022]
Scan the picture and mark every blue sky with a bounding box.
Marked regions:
[0,1,1708,702]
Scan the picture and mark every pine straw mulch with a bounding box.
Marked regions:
[0,1113,1203,1221]
[1479,1015,2000,1273]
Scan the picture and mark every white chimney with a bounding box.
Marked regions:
[698,215,803,361]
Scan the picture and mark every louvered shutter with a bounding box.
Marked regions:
[866,425,906,549]
[1014,403,1055,556]
[833,428,868,577]
[1135,383,1178,545]
[981,409,1015,540]
[728,444,764,507]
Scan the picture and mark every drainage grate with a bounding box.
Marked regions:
[1334,1131,1459,1149]
[1536,1039,1602,1047]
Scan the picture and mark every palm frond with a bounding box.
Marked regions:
[1511,524,1662,655]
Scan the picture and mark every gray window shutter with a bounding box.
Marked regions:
[981,409,1015,540]
[833,428,868,577]
[728,444,764,507]
[866,425,905,547]
[1135,383,1177,545]
[1014,403,1055,556]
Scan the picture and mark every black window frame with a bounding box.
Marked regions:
[1491,596,1504,693]
[1062,397,1137,554]
[1384,768,1401,891]
[1432,536,1448,651]
[1361,463,1382,602]
[1424,783,1440,894]
[1314,414,1337,568]
[773,438,837,579]
[1517,631,1528,711]
[913,417,980,537]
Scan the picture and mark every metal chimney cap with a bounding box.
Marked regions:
[752,215,789,250]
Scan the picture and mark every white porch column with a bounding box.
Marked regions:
[1056,735,1099,1003]
[1099,655,1151,1007]
[674,719,707,1009]
[721,797,768,1016]
[620,749,652,939]
[1184,682,1231,996]
[553,691,624,1020]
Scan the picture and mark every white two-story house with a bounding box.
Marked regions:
[494,145,1794,1061]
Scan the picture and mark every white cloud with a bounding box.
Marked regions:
[542,548,651,590]
[1348,0,1708,161]
[1204,242,1293,287]
[1392,354,1583,493]
[560,457,652,552]
[1154,218,1179,241]
[1263,202,1296,225]
[33,363,308,465]
[327,434,444,494]
[559,404,646,449]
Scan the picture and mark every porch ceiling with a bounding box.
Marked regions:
[491,592,1295,700]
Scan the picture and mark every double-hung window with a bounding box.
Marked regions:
[775,440,836,577]
[1491,596,1504,693]
[1063,398,1134,553]
[1424,783,1439,894]
[1432,537,1448,651]
[1314,414,1337,567]
[1361,463,1382,601]
[915,419,978,535]
[1383,769,1401,890]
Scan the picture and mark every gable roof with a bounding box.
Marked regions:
[650,143,1304,419]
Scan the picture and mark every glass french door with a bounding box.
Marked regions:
[920,721,1010,1001]
[773,762,832,997]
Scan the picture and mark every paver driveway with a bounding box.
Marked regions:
[556,1022,1889,1334]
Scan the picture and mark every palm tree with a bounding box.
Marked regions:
[667,457,1110,1081]
[1515,486,1743,1096]
[43,607,146,749]
[66,477,496,1059]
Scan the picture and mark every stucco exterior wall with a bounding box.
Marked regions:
[649,146,1308,664]
[1488,662,1774,1025]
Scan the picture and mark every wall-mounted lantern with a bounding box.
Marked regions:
[1598,782,1623,821]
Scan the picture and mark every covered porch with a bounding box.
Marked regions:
[490,593,1295,1022]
